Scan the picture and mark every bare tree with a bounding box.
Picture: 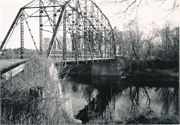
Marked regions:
[98,0,178,20]
[142,22,159,60]
[158,21,178,61]
[125,19,144,71]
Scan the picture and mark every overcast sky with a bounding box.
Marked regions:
[0,0,179,49]
[95,0,178,30]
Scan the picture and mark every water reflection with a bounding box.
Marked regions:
[62,75,178,124]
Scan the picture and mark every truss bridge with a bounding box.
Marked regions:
[1,0,116,64]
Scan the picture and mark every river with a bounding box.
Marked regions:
[62,75,179,124]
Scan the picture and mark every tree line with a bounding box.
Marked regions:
[114,20,179,61]
[113,19,178,71]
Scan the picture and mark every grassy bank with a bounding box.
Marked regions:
[87,106,179,124]
[123,60,179,78]
[123,69,179,79]
[1,56,74,124]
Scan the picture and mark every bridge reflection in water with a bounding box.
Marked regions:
[62,75,179,124]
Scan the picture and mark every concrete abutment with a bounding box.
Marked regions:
[60,57,127,76]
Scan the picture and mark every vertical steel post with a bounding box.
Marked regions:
[110,35,112,58]
[108,27,110,58]
[96,10,101,58]
[95,8,98,58]
[114,36,116,57]
[100,13,103,58]
[84,0,87,60]
[112,32,115,58]
[72,10,75,59]
[111,32,114,58]
[104,19,106,58]
[75,0,79,60]
[69,11,73,56]
[79,9,83,59]
[20,12,24,59]
[63,10,67,60]
[39,0,43,55]
[90,1,94,59]
[53,2,56,34]
[53,1,56,59]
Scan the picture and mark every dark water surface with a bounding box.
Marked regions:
[62,75,179,124]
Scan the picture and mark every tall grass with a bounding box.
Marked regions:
[1,56,76,124]
[119,106,179,124]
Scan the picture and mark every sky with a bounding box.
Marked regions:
[96,0,179,30]
[0,0,179,49]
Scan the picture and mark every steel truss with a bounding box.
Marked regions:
[0,0,116,62]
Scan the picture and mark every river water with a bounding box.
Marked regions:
[62,75,179,124]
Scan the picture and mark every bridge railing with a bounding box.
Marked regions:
[50,50,114,61]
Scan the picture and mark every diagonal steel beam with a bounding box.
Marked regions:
[0,8,23,51]
[0,0,38,52]
[89,0,115,41]
[47,0,73,58]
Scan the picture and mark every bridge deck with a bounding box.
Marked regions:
[0,58,115,74]
[0,59,26,71]
[0,59,27,74]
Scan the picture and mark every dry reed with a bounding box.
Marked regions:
[1,56,73,124]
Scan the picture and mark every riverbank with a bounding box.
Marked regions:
[1,57,81,124]
[122,69,179,79]
[122,59,179,79]
[88,112,179,124]
[61,57,179,79]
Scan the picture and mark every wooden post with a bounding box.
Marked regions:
[12,49,14,59]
